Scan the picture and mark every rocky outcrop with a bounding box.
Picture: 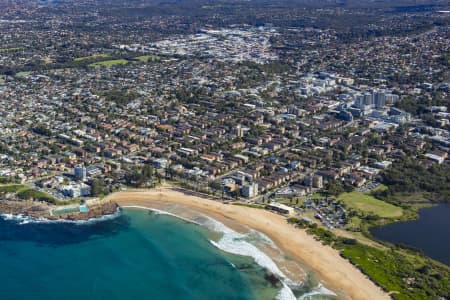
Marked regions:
[0,199,119,221]
[0,200,50,218]
[52,201,119,221]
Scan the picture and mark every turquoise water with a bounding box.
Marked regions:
[0,209,281,300]
[52,206,79,215]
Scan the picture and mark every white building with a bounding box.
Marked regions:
[61,183,91,198]
[265,202,295,215]
[241,182,259,198]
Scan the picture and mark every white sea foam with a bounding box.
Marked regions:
[114,206,337,299]
[121,205,201,225]
[0,208,121,225]
[203,216,297,299]
[248,228,277,247]
[298,284,337,300]
[202,216,338,300]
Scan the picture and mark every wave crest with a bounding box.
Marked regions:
[202,216,336,300]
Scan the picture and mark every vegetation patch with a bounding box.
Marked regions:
[17,188,58,204]
[74,53,110,62]
[232,202,264,209]
[287,217,450,300]
[15,71,31,78]
[338,191,403,218]
[336,242,450,300]
[0,185,28,193]
[89,59,129,68]
[99,90,139,106]
[375,160,450,203]
[0,47,22,53]
[0,177,20,184]
[136,55,160,62]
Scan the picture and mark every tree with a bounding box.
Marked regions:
[91,179,104,197]
[326,180,345,197]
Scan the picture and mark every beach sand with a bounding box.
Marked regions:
[105,186,389,300]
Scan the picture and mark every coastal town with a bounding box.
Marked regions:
[0,0,449,299]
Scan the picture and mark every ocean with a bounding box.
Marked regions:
[0,208,336,300]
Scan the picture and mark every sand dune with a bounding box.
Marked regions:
[105,186,389,300]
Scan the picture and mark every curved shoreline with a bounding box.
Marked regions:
[121,205,301,300]
[105,186,389,300]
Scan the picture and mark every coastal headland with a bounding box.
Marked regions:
[105,185,389,300]
[0,198,118,221]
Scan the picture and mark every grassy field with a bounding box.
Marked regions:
[15,71,31,78]
[89,59,129,68]
[0,184,28,193]
[136,55,160,62]
[336,241,450,300]
[372,184,388,192]
[17,188,58,203]
[338,191,403,218]
[0,184,60,204]
[346,216,362,230]
[74,53,110,62]
[0,47,22,53]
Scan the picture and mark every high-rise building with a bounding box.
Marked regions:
[312,175,323,189]
[374,91,386,108]
[364,92,374,106]
[354,94,365,108]
[235,125,244,138]
[74,165,87,181]
[385,93,399,104]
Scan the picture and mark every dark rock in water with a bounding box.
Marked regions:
[0,200,49,217]
[264,272,282,287]
[236,263,254,270]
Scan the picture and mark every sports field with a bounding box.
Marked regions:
[338,191,403,218]
[89,59,129,68]
[74,53,110,62]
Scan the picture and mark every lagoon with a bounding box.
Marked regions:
[370,204,450,266]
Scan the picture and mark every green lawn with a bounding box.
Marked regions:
[0,184,61,204]
[346,216,362,230]
[15,71,31,78]
[0,184,28,193]
[372,184,388,192]
[89,59,129,68]
[136,55,160,62]
[74,53,110,62]
[0,47,22,53]
[17,188,58,203]
[338,191,403,218]
[336,242,447,300]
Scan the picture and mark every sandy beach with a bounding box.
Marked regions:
[105,186,389,300]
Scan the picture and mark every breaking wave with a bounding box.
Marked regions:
[199,215,336,300]
[120,205,201,225]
